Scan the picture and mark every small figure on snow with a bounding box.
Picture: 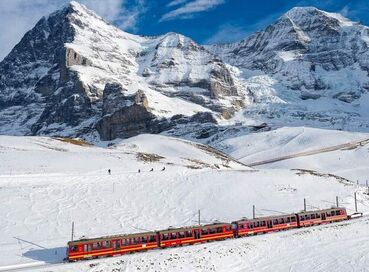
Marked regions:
[161,166,166,171]
[138,169,141,173]
[108,169,111,175]
[150,168,154,172]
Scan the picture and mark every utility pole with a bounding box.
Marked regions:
[198,210,201,225]
[354,192,358,213]
[336,196,339,208]
[253,205,255,219]
[71,222,74,242]
[304,198,307,212]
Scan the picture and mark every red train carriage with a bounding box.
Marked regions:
[67,231,159,261]
[159,223,233,248]
[233,213,298,237]
[296,207,347,227]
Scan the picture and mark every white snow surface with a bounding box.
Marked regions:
[1,130,369,271]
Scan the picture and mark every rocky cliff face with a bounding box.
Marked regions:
[1,3,369,140]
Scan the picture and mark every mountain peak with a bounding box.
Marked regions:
[284,6,354,27]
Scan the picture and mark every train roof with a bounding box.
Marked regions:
[233,213,297,224]
[68,230,157,246]
[297,207,346,215]
[159,222,231,234]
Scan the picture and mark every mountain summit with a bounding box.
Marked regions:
[1,3,369,140]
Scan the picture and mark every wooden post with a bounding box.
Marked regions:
[71,222,74,242]
[253,205,255,219]
[304,198,306,212]
[336,196,339,208]
[354,192,358,213]
[198,210,200,225]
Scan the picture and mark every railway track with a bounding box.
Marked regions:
[245,138,369,167]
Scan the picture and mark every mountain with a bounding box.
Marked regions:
[0,1,244,140]
[208,7,369,131]
[1,3,369,141]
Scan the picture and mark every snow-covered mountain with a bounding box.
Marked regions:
[1,3,369,140]
[0,1,244,140]
[209,7,369,131]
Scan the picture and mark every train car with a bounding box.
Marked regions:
[159,223,233,248]
[296,207,348,227]
[66,231,159,261]
[232,213,298,237]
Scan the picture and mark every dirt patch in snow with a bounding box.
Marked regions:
[136,152,165,162]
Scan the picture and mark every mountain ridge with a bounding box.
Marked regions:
[1,2,369,140]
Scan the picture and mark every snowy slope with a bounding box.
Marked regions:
[0,134,368,272]
[218,126,369,183]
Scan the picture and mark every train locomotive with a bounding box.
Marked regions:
[66,207,347,261]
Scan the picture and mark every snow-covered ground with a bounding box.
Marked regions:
[220,127,369,183]
[0,130,368,271]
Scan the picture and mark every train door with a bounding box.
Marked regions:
[321,212,326,220]
[267,220,272,229]
[83,244,91,252]
[112,240,119,250]
[194,230,200,240]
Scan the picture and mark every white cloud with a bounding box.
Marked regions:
[161,0,225,22]
[204,10,283,45]
[167,0,189,7]
[204,23,249,44]
[0,0,145,61]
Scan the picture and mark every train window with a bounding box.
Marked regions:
[102,241,110,248]
[149,235,156,242]
[141,237,147,243]
[70,246,78,252]
[248,223,253,229]
[300,216,305,221]
[261,221,266,227]
[162,234,169,240]
[326,212,330,217]
[254,221,260,228]
[291,216,296,222]
[209,228,216,234]
[122,239,129,246]
[335,210,340,216]
[92,242,100,250]
[286,217,290,223]
[178,232,184,238]
[170,233,177,239]
[273,219,278,224]
[185,231,193,237]
[217,227,223,233]
[226,226,232,231]
[132,238,139,245]
[316,213,320,218]
[311,214,316,219]
[279,218,284,224]
[201,229,208,235]
[239,224,244,229]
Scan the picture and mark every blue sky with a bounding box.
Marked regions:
[0,0,368,60]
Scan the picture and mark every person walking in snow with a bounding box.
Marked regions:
[138,169,141,173]
[161,166,165,171]
[150,168,154,172]
[108,169,111,175]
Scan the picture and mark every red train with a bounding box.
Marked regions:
[66,207,348,261]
